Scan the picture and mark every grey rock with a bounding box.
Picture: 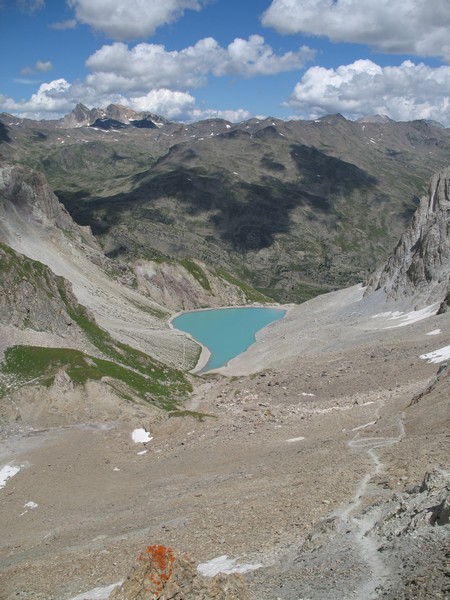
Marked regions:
[367,165,450,307]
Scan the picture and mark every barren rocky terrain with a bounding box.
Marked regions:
[1,282,449,599]
[0,141,449,598]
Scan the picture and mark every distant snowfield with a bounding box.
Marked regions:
[372,304,439,328]
[0,465,20,489]
[197,555,262,577]
[426,329,441,336]
[420,345,450,363]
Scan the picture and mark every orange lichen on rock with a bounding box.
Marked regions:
[108,543,250,599]
[136,545,175,595]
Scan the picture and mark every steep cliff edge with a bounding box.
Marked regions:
[366,165,450,308]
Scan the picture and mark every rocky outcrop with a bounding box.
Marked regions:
[371,469,450,599]
[134,259,263,311]
[0,159,103,255]
[0,243,84,340]
[366,165,450,307]
[108,545,250,600]
[58,103,167,129]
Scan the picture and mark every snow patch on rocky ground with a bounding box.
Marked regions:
[68,581,122,600]
[132,428,152,443]
[197,555,262,577]
[0,464,20,489]
[372,303,439,328]
[420,344,450,363]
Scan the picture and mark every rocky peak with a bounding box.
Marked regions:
[58,103,168,129]
[366,165,450,307]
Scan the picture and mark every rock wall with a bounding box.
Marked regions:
[367,165,450,307]
[134,260,255,311]
[0,243,85,340]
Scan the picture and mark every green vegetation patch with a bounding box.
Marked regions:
[0,345,189,410]
[0,242,51,284]
[214,268,271,303]
[180,259,211,292]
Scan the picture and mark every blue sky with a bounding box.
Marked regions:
[1,0,450,124]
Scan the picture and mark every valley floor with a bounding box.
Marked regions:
[0,287,449,599]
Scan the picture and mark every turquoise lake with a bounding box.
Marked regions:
[172,307,286,371]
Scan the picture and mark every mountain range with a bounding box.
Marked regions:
[2,104,450,302]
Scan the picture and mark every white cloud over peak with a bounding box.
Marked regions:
[128,89,196,119]
[189,107,251,122]
[285,60,450,124]
[0,79,74,118]
[0,79,248,123]
[262,0,450,62]
[1,33,310,122]
[68,0,205,40]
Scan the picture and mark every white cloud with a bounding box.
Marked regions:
[49,19,77,30]
[85,36,314,95]
[0,79,74,118]
[285,60,450,125]
[17,0,45,13]
[68,0,205,39]
[21,60,53,75]
[262,0,450,62]
[13,78,42,85]
[189,107,252,122]
[213,35,315,77]
[128,89,196,119]
[36,60,53,72]
[85,39,223,91]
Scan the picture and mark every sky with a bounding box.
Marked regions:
[0,0,449,124]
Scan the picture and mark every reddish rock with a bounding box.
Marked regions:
[108,544,250,600]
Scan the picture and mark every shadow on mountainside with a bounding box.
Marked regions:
[56,145,378,254]
[0,122,11,143]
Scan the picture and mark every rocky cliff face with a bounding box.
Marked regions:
[0,243,85,341]
[0,159,103,256]
[367,165,450,307]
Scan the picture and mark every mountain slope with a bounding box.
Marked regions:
[2,108,450,302]
[0,160,199,368]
